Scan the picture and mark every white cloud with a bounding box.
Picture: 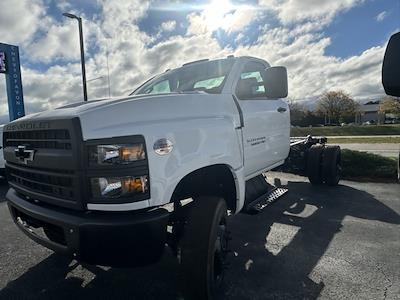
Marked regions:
[259,0,364,25]
[0,63,83,120]
[0,0,45,45]
[186,12,210,35]
[99,0,150,37]
[0,0,389,123]
[160,20,177,32]
[21,64,83,111]
[94,0,385,102]
[234,27,385,100]
[187,2,259,35]
[235,33,245,43]
[28,23,81,63]
[220,6,260,34]
[375,11,387,22]
[28,16,101,64]
[56,0,72,11]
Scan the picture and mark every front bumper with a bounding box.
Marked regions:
[7,188,169,267]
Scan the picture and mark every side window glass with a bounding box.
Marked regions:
[145,80,170,94]
[240,71,266,95]
[194,76,225,90]
[236,63,267,99]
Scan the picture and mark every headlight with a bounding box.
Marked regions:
[91,176,148,198]
[89,144,145,165]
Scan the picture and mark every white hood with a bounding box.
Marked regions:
[15,92,240,140]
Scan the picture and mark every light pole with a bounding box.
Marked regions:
[63,12,88,101]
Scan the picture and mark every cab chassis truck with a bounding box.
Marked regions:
[3,56,341,299]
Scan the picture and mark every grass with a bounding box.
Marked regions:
[341,149,398,182]
[291,124,400,137]
[328,136,400,144]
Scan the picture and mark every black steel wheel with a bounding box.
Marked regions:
[179,196,229,300]
[307,144,324,185]
[322,145,341,186]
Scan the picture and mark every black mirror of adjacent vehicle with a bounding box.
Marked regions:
[264,66,288,98]
[382,31,400,97]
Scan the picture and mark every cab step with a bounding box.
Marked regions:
[242,174,288,214]
[243,187,288,214]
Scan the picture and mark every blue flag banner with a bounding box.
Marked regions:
[0,43,25,121]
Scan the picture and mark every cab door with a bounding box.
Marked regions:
[235,60,290,178]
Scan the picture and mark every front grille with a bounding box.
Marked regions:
[3,118,84,210]
[4,129,71,150]
[8,165,75,201]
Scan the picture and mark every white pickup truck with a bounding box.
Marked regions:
[3,56,340,299]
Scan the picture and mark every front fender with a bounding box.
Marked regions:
[144,117,244,212]
[78,93,244,212]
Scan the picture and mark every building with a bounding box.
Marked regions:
[355,101,385,124]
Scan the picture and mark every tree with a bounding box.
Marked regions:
[302,110,325,126]
[379,96,400,115]
[316,90,358,124]
[288,100,306,125]
[288,100,325,126]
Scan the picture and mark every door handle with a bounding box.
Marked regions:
[277,107,287,113]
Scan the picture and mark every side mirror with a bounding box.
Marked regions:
[263,66,288,98]
[382,32,400,97]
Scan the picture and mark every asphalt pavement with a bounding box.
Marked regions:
[0,173,399,300]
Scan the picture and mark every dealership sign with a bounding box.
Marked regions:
[0,52,5,73]
[0,43,25,121]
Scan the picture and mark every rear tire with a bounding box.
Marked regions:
[322,146,341,186]
[179,196,229,300]
[307,145,324,185]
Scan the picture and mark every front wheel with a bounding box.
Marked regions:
[179,196,229,300]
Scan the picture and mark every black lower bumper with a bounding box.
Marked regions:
[6,188,170,267]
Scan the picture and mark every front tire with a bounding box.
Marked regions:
[179,196,229,300]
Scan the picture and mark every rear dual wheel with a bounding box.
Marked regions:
[307,145,341,186]
[307,145,324,185]
[322,146,341,186]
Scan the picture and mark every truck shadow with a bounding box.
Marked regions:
[0,180,399,300]
[0,250,180,300]
[224,180,400,299]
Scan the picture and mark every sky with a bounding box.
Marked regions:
[0,0,399,122]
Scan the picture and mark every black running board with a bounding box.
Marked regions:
[243,187,288,214]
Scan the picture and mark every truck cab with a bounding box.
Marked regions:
[4,56,292,299]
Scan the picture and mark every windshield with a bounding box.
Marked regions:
[133,59,235,95]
